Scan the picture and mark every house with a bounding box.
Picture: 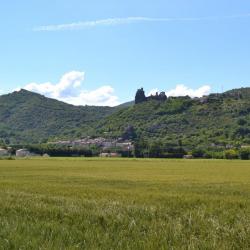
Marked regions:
[0,148,8,157]
[116,142,134,151]
[110,153,121,157]
[99,153,110,157]
[99,152,121,157]
[16,149,31,157]
[183,155,193,159]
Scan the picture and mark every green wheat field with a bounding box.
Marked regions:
[0,158,249,249]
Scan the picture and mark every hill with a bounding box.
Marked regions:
[0,89,115,144]
[96,88,250,151]
[116,100,134,108]
[0,87,250,151]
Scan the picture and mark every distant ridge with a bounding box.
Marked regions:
[116,100,134,108]
[95,87,250,150]
[0,87,250,148]
[0,89,116,144]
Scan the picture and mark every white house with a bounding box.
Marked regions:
[99,153,110,157]
[16,149,31,157]
[183,155,193,159]
[0,148,8,157]
[99,152,121,157]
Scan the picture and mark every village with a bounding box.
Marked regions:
[49,137,134,157]
[0,137,134,158]
[50,137,133,149]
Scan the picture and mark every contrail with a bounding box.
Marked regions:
[34,14,250,31]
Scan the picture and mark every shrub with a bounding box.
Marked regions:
[192,148,206,158]
[0,156,15,160]
[237,118,247,126]
[203,151,213,159]
[211,151,225,159]
[224,149,238,159]
[239,148,250,160]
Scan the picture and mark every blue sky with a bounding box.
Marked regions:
[1,0,250,106]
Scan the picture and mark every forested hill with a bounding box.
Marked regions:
[96,88,250,150]
[0,89,115,144]
[0,87,250,147]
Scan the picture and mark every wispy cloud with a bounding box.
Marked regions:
[34,14,250,31]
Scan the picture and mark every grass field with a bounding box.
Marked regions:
[0,158,249,249]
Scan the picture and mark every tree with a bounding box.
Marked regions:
[0,139,6,148]
[224,149,238,159]
[149,140,163,158]
[192,148,206,158]
[234,127,250,137]
[239,148,250,160]
[134,138,149,158]
[122,125,137,140]
[237,118,247,126]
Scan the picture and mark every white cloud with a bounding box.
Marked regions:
[23,71,119,106]
[148,84,211,98]
[34,14,250,31]
[61,86,119,107]
[166,84,211,97]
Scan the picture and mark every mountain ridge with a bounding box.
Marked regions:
[0,87,250,148]
[95,87,250,150]
[0,89,116,144]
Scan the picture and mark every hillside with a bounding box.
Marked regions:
[0,88,250,149]
[0,89,115,144]
[96,88,250,150]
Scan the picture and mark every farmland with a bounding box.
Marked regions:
[0,158,249,249]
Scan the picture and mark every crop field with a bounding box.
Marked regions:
[0,158,249,249]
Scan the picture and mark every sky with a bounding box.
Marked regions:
[1,0,250,106]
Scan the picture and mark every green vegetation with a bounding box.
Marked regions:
[1,88,250,154]
[0,89,115,144]
[9,142,248,160]
[98,88,250,153]
[0,158,250,249]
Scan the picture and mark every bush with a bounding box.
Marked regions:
[0,156,15,160]
[203,151,213,159]
[192,148,206,158]
[27,144,93,157]
[239,148,250,160]
[237,118,247,126]
[211,151,224,159]
[224,149,238,159]
[161,153,185,159]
